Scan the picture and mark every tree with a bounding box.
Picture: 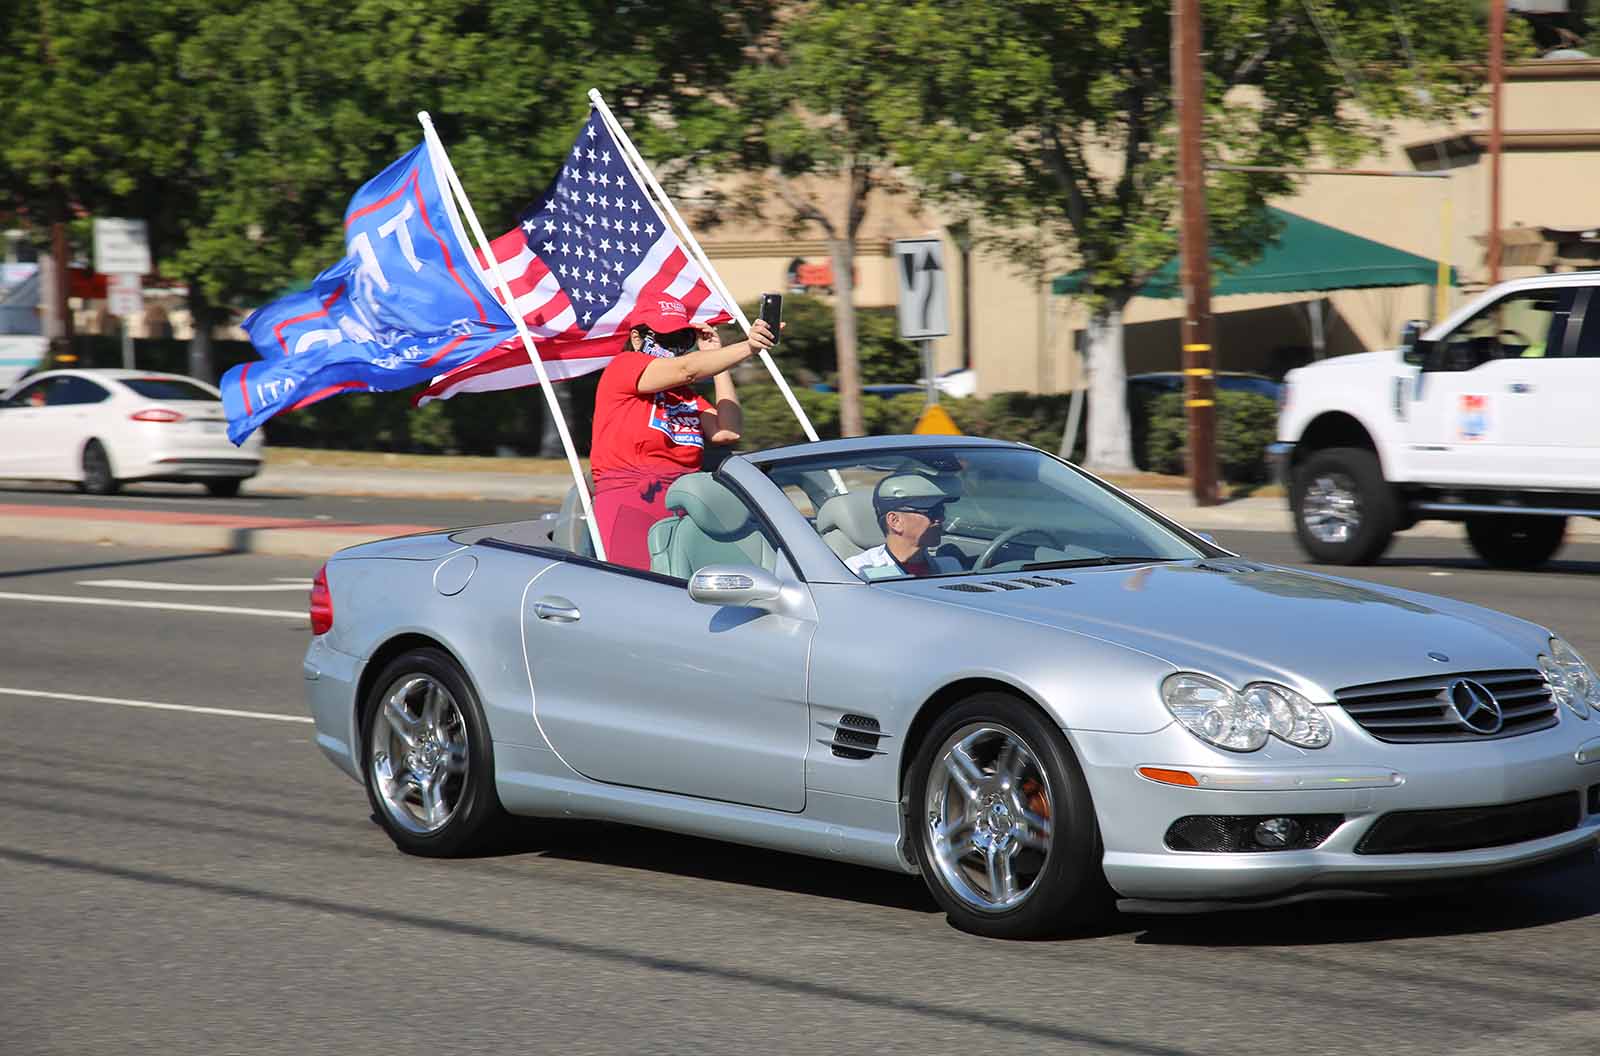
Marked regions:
[4,0,769,380]
[880,0,1518,472]
[722,1,913,437]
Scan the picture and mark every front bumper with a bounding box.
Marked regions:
[1265,441,1294,489]
[1074,714,1600,904]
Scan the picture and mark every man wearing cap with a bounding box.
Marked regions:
[845,473,966,579]
[589,298,778,569]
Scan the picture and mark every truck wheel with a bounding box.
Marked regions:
[1465,515,1566,570]
[1291,447,1397,565]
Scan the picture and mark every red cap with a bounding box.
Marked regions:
[630,297,693,334]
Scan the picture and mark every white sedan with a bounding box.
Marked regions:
[0,369,263,496]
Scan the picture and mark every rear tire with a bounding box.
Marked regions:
[1291,447,1396,565]
[907,692,1111,939]
[205,479,242,498]
[80,440,119,496]
[1465,515,1566,570]
[361,647,503,857]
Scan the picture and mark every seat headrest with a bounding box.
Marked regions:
[815,489,884,550]
[665,473,753,539]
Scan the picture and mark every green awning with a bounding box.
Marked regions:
[1052,208,1457,298]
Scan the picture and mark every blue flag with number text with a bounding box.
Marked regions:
[220,142,515,444]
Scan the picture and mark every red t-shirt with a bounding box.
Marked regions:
[590,350,714,478]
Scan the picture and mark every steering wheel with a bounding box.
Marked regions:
[975,527,1065,570]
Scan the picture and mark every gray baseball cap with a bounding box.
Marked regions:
[873,472,956,516]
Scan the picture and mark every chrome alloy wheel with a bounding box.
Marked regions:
[369,675,470,835]
[1302,472,1362,544]
[924,723,1054,913]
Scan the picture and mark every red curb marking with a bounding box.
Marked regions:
[0,503,436,536]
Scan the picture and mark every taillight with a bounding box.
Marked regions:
[131,408,185,423]
[309,564,333,635]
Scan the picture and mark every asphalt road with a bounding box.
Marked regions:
[3,531,1599,1056]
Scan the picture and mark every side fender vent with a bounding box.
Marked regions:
[818,713,887,760]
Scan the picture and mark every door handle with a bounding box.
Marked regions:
[533,596,581,623]
[1508,382,1534,394]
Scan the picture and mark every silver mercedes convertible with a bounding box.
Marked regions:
[303,436,1600,938]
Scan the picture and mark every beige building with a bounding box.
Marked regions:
[699,58,1600,396]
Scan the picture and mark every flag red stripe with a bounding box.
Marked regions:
[286,380,367,413]
[272,283,345,356]
[410,176,485,323]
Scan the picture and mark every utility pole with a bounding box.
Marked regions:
[1487,0,1506,286]
[1174,0,1219,506]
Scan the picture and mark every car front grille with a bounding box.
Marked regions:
[1355,792,1581,854]
[1335,668,1557,744]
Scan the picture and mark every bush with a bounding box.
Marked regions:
[1144,391,1278,482]
[741,294,921,387]
[734,385,1082,456]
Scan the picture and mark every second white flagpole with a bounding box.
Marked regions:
[587,89,822,445]
[418,111,607,561]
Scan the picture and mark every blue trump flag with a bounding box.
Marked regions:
[221,142,515,443]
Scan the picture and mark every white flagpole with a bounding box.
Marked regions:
[587,89,821,444]
[417,111,607,561]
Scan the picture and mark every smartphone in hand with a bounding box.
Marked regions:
[758,292,783,346]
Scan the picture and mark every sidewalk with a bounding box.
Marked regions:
[2,463,1592,559]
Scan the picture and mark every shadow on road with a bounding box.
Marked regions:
[476,817,942,915]
[0,548,245,580]
[1130,850,1600,947]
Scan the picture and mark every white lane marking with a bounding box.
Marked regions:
[77,579,313,592]
[0,591,304,620]
[0,686,312,723]
[1429,571,1453,577]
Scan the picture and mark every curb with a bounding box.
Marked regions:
[0,504,436,561]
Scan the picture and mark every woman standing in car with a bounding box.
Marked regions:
[589,299,777,569]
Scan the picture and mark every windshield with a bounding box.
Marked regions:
[120,377,220,402]
[762,445,1207,581]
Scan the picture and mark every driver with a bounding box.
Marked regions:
[846,473,965,579]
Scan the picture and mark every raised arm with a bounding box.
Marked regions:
[635,318,778,394]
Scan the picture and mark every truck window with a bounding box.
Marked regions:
[1433,289,1574,369]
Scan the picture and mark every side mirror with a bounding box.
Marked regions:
[1399,319,1430,366]
[688,565,785,608]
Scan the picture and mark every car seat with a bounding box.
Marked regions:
[648,473,777,579]
[813,488,883,561]
[551,483,595,558]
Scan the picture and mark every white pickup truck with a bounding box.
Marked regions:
[1271,271,1600,568]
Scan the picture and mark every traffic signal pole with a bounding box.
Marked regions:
[1174,0,1219,506]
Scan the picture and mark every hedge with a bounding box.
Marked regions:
[1143,391,1279,483]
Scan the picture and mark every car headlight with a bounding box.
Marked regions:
[1161,673,1332,752]
[1539,636,1598,720]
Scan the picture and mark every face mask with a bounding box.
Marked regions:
[640,335,675,359]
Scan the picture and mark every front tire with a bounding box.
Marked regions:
[1465,514,1566,570]
[205,479,242,498]
[361,647,503,857]
[80,439,120,495]
[1291,447,1396,565]
[907,692,1109,939]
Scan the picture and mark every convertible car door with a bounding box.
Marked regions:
[521,560,814,812]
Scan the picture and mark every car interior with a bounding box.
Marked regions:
[522,449,1201,583]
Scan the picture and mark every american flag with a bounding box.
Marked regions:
[419,107,732,403]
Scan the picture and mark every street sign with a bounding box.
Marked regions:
[93,218,152,275]
[912,403,962,435]
[107,273,143,317]
[894,237,949,340]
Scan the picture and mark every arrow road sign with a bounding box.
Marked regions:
[894,237,949,341]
